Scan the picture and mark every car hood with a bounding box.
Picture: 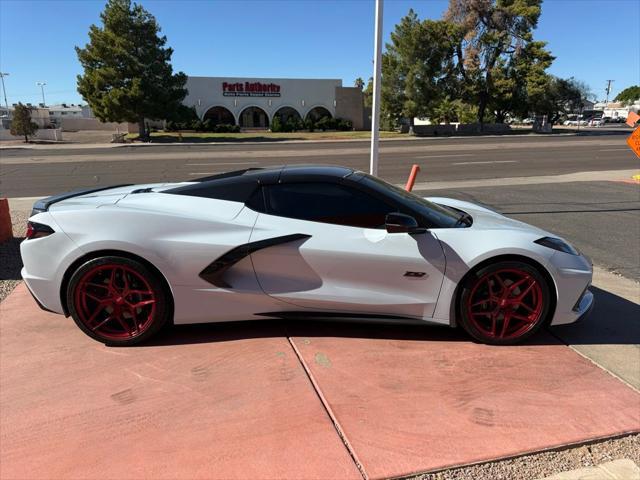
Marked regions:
[426,196,552,237]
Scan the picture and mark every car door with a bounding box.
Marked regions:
[248,181,446,319]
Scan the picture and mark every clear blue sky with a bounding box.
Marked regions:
[0,0,638,106]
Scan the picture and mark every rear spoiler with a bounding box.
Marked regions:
[31,184,132,216]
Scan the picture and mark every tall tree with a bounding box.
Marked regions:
[491,40,554,122]
[10,103,38,143]
[529,76,589,125]
[445,0,548,127]
[363,77,374,108]
[382,10,460,131]
[615,85,640,105]
[354,77,365,90]
[76,0,187,139]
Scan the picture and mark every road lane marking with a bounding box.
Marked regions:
[415,153,473,159]
[185,161,260,166]
[452,160,518,165]
[598,148,632,152]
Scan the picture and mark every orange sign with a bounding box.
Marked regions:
[626,111,640,128]
[627,126,640,159]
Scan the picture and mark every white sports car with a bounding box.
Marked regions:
[21,165,593,346]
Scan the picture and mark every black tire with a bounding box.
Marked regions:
[458,260,551,345]
[66,256,171,346]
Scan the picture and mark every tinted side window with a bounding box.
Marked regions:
[264,183,395,228]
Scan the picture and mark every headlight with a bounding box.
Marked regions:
[534,237,579,255]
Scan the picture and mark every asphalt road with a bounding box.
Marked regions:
[0,134,637,197]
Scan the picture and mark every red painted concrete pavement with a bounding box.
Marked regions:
[0,284,361,480]
[3,282,639,480]
[290,324,640,479]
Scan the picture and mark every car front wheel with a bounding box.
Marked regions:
[458,261,551,345]
[67,256,170,346]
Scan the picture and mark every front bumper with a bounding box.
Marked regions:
[572,288,594,324]
[547,251,594,326]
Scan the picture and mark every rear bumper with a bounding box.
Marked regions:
[23,275,59,314]
[20,212,78,316]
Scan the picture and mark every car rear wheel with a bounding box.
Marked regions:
[458,261,551,345]
[67,256,170,346]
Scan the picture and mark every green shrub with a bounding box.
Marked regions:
[316,116,330,131]
[305,118,315,132]
[332,118,353,131]
[271,116,283,132]
[211,123,238,133]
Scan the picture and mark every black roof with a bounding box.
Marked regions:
[165,165,357,203]
[191,165,354,184]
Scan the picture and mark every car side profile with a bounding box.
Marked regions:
[21,165,593,346]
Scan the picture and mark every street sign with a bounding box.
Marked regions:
[627,126,640,159]
[626,111,639,128]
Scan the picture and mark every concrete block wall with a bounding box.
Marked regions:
[413,123,511,136]
[412,125,456,136]
[334,87,365,130]
[60,118,129,132]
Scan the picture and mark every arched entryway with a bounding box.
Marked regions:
[305,106,332,123]
[203,106,235,126]
[274,106,302,125]
[239,106,269,128]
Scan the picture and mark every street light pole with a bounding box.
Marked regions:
[0,72,9,115]
[369,0,383,176]
[605,79,614,104]
[36,81,47,106]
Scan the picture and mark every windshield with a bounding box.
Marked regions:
[358,174,466,228]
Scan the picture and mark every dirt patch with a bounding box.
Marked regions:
[0,209,27,302]
[410,434,640,480]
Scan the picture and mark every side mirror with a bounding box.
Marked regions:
[385,212,425,234]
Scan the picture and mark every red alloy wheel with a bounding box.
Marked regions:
[466,268,544,341]
[73,264,157,340]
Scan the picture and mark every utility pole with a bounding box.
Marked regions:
[369,0,383,176]
[0,72,9,117]
[605,79,614,104]
[36,81,47,106]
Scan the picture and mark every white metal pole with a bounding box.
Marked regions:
[0,73,9,113]
[37,82,47,106]
[369,0,383,176]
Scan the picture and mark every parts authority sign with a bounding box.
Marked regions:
[222,81,281,97]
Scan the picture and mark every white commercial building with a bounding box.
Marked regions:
[47,104,84,125]
[593,100,640,120]
[183,76,366,130]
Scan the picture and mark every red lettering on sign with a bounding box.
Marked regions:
[222,81,281,96]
